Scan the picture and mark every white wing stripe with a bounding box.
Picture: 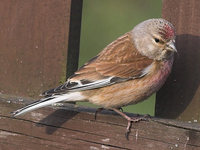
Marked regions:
[68,77,114,91]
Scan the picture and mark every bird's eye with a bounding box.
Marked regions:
[154,38,160,43]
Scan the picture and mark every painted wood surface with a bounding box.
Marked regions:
[0,95,200,150]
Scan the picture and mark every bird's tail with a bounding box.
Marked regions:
[12,92,85,117]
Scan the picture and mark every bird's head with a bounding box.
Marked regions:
[132,18,177,61]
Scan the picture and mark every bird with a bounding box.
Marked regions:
[12,18,176,139]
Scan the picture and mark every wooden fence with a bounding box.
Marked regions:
[0,0,200,149]
[0,0,81,98]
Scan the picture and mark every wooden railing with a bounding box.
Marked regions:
[1,95,200,149]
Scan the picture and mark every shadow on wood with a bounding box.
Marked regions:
[37,109,79,135]
[156,0,200,122]
[156,34,200,120]
[0,95,200,150]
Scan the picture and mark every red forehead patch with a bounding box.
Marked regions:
[164,24,174,39]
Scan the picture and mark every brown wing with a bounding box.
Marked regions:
[42,32,153,96]
[71,32,153,81]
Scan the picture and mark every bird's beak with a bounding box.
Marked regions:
[166,40,177,53]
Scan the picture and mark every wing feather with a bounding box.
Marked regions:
[42,32,153,96]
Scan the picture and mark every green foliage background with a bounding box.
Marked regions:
[78,0,162,116]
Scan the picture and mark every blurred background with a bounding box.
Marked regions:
[78,0,162,116]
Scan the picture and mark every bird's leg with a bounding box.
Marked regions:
[112,108,148,140]
[94,108,104,120]
[95,107,123,120]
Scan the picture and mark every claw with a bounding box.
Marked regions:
[144,114,151,119]
[125,120,132,140]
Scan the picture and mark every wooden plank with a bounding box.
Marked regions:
[156,0,200,121]
[0,0,72,98]
[0,95,200,149]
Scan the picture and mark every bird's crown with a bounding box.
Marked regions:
[144,18,175,40]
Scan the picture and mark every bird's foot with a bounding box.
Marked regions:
[112,108,150,140]
[125,115,148,140]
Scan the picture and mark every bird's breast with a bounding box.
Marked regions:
[141,58,174,96]
[86,58,174,108]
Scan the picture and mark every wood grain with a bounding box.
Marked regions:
[0,0,71,98]
[0,95,200,150]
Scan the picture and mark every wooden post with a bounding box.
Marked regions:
[156,0,200,122]
[0,0,82,98]
[66,0,83,78]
